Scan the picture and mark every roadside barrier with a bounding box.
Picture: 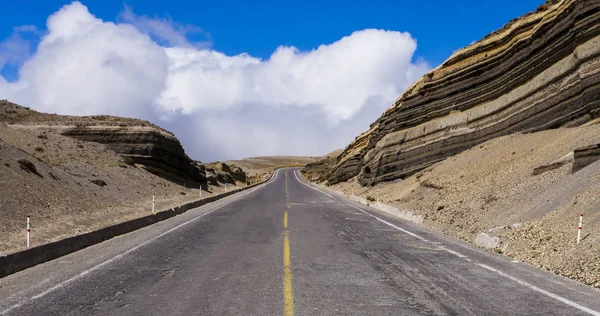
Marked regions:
[0,170,279,279]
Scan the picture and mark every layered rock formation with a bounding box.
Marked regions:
[1,100,205,185]
[60,125,206,185]
[301,150,345,183]
[204,162,247,185]
[572,143,600,172]
[328,0,600,186]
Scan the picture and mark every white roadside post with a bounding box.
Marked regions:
[27,215,30,248]
[199,184,202,198]
[152,195,155,214]
[577,213,583,244]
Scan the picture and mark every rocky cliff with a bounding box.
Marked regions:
[0,100,205,186]
[328,0,600,186]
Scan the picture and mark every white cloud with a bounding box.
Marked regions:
[2,2,168,117]
[0,1,429,161]
[158,29,427,124]
[118,5,211,49]
[13,25,39,33]
[0,25,39,71]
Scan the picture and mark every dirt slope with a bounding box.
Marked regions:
[331,124,600,287]
[0,102,244,256]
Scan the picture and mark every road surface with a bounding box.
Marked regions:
[1,168,599,315]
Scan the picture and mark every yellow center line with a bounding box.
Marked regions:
[283,211,294,316]
[285,172,289,201]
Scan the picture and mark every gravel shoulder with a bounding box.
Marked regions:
[321,125,600,288]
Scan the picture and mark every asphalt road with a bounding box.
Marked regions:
[1,168,599,315]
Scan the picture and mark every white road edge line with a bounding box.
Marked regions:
[350,206,600,316]
[440,247,468,258]
[477,263,600,316]
[293,170,333,198]
[295,174,600,316]
[0,169,279,315]
[347,204,429,243]
[348,207,600,316]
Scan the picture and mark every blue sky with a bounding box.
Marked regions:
[0,1,546,160]
[0,0,544,80]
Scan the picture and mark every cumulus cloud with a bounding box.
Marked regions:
[0,1,429,161]
[1,2,168,117]
[158,30,427,124]
[0,25,39,71]
[118,5,211,49]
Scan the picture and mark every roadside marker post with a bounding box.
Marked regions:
[577,213,583,244]
[26,215,30,248]
[152,195,155,214]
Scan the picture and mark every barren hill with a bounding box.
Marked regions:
[0,101,245,256]
[303,0,600,287]
[1,100,205,186]
[328,124,600,287]
[226,155,323,183]
[328,0,600,186]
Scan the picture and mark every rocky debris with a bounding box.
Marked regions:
[475,233,501,250]
[17,159,42,177]
[324,0,600,186]
[572,144,600,173]
[218,162,247,183]
[204,162,246,186]
[90,179,107,187]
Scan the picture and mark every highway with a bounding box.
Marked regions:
[1,168,599,315]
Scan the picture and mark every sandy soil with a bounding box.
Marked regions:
[327,125,600,288]
[0,121,241,256]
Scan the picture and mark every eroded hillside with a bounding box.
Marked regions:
[304,0,600,287]
[1,101,206,186]
[0,101,246,255]
[328,0,600,186]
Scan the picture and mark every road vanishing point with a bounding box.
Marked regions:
[1,168,599,315]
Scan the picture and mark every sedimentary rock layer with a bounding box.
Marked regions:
[1,101,205,185]
[572,143,600,172]
[60,125,205,185]
[328,0,600,186]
